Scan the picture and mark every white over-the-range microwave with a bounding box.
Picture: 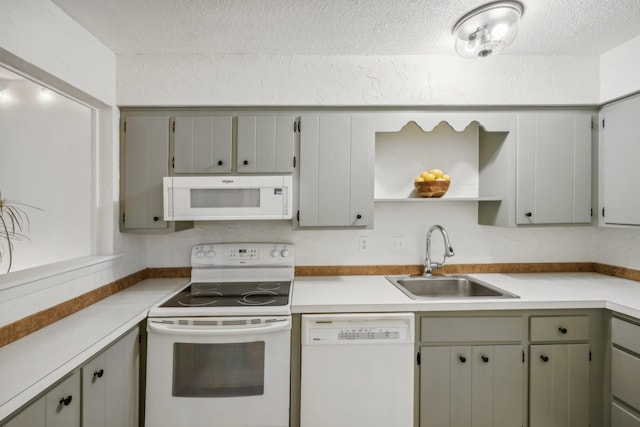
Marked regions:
[163,175,293,221]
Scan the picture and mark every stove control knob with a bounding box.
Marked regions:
[280,249,289,258]
[206,249,215,258]
[271,249,280,258]
[196,250,205,258]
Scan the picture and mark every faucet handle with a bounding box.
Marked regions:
[447,246,455,257]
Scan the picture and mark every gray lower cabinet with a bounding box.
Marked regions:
[2,327,139,427]
[420,345,523,427]
[528,315,591,427]
[298,113,373,228]
[611,316,640,426]
[4,371,80,427]
[418,316,525,427]
[529,343,590,427]
[82,327,140,427]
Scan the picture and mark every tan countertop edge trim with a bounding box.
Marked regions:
[1,262,638,349]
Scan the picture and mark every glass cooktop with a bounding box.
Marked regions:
[160,281,292,308]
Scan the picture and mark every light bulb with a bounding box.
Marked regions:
[491,23,509,39]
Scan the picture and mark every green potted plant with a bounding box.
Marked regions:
[0,192,40,273]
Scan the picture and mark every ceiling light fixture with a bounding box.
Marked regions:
[452,1,524,58]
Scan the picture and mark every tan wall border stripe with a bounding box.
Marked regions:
[1,262,639,348]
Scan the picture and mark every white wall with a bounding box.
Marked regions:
[117,54,600,106]
[0,0,146,325]
[120,49,640,271]
[600,34,640,104]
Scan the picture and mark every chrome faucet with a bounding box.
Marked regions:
[424,225,455,275]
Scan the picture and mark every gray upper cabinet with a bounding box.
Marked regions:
[172,114,232,174]
[298,113,373,228]
[121,115,171,231]
[237,114,296,173]
[600,95,640,226]
[516,111,593,224]
[120,114,193,233]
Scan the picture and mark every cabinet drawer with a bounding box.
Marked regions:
[612,402,640,427]
[530,316,589,342]
[613,318,640,354]
[421,317,522,343]
[612,348,640,410]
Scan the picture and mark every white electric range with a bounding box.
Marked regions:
[145,242,295,427]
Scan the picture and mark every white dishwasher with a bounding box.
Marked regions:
[300,313,415,427]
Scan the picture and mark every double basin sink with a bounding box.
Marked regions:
[386,275,519,300]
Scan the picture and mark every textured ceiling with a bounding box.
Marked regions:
[51,0,640,56]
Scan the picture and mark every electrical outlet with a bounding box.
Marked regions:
[390,236,406,252]
[359,236,368,252]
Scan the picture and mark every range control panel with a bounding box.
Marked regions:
[190,242,294,267]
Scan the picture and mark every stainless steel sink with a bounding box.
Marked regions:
[385,275,519,300]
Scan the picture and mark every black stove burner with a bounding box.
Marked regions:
[239,290,278,306]
[161,281,291,308]
[177,291,223,307]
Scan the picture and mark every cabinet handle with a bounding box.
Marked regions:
[59,396,72,406]
[481,356,489,363]
[525,212,532,217]
[217,160,224,166]
[559,327,568,334]
[459,356,467,363]
[93,369,104,378]
[242,160,249,166]
[540,355,549,362]
[153,216,160,222]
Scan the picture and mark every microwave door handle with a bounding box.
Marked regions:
[148,319,291,336]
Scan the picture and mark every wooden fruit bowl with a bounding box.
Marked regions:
[414,180,450,198]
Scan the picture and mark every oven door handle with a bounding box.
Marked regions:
[148,319,291,336]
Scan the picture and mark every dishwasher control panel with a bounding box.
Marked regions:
[302,313,415,344]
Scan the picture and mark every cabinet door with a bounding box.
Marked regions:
[420,346,472,427]
[46,371,80,427]
[4,396,45,427]
[82,327,140,427]
[471,345,523,427]
[530,344,589,427]
[173,115,232,174]
[601,96,640,226]
[105,327,139,427]
[516,112,592,224]
[237,115,295,173]
[298,114,373,227]
[122,115,170,230]
[82,353,107,427]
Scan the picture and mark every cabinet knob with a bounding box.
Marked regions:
[217,160,224,166]
[459,356,467,363]
[93,369,104,378]
[356,214,362,220]
[153,216,160,222]
[540,355,549,362]
[242,160,249,166]
[481,356,489,363]
[558,327,568,334]
[59,396,73,406]
[525,212,532,217]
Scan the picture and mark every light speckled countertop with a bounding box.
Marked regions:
[0,278,187,423]
[4,272,640,423]
[291,272,640,319]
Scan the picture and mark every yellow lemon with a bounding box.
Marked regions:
[420,171,431,180]
[429,168,444,178]
[415,176,425,182]
[442,174,451,181]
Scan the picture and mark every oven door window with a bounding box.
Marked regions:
[173,341,265,397]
